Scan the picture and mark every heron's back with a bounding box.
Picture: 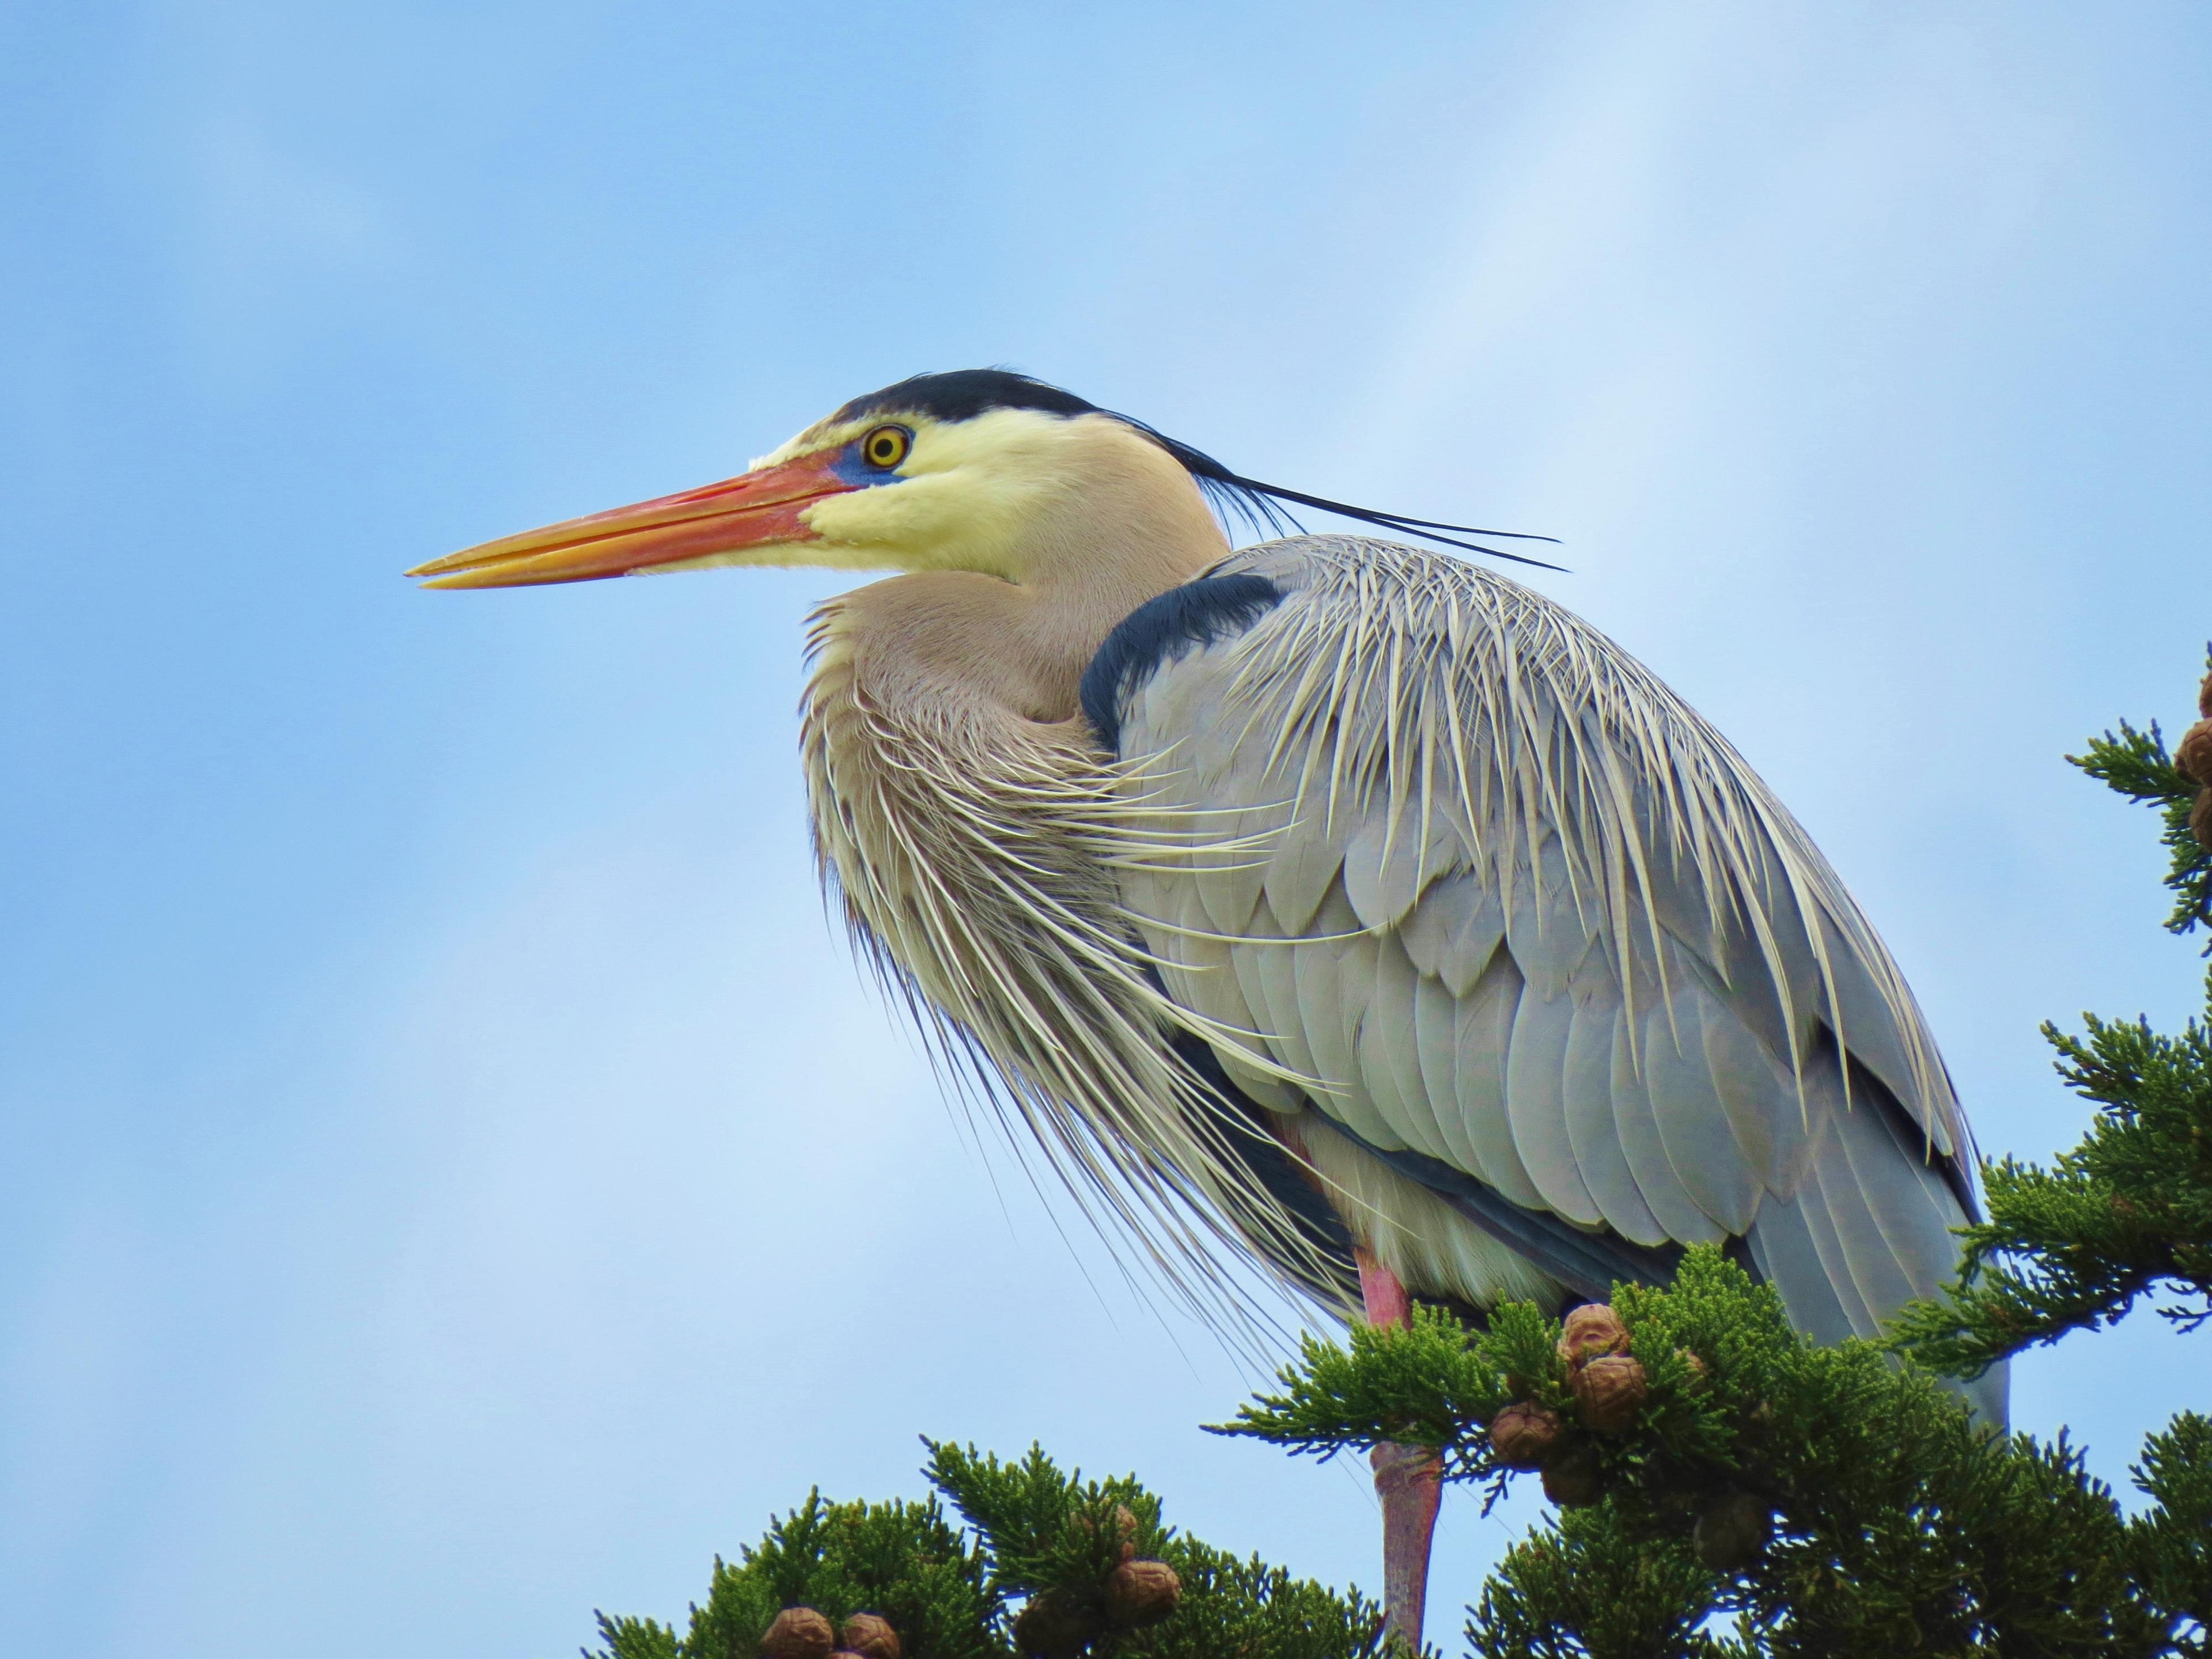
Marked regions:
[1098,537,2003,1421]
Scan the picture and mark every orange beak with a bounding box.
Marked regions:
[407,449,859,589]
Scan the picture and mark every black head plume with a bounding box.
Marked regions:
[1137,430,1563,571]
[837,369,1564,571]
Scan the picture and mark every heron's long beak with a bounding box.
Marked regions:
[407,452,855,589]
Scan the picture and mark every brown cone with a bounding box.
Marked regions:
[1012,1590,1094,1658]
[1694,1491,1774,1569]
[1489,1401,1564,1469]
[1557,1304,1630,1371]
[839,1613,902,1659]
[1104,1558,1183,1628]
[761,1606,836,1659]
[2188,676,2212,850]
[1572,1354,1649,1433]
[1540,1443,1603,1508]
[1076,1502,1141,1564]
[2175,720,2212,787]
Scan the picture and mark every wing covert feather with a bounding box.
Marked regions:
[1610,1010,1729,1244]
[1363,935,1457,1164]
[1412,971,1480,1172]
[1503,980,1605,1225]
[1247,926,1320,1084]
[1262,830,1345,935]
[1343,810,1461,932]
[1398,869,1506,998]
[1292,891,1402,1149]
[1563,1003,1671,1246]
[1453,952,1550,1210]
[1190,812,1270,936]
[1640,996,1762,1233]
[1743,1195,1861,1348]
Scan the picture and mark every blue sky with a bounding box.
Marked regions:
[2,4,2208,1654]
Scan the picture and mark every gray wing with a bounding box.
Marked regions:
[1098,536,2001,1418]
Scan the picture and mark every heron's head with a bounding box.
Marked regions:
[407,371,1233,592]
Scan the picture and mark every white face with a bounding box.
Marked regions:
[408,392,1223,592]
[762,404,1213,582]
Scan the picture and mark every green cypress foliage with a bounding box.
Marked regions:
[1221,1255,2169,1653]
[589,1490,997,1659]
[586,1442,1391,1659]
[1890,703,2212,1370]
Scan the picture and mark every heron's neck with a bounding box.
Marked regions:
[822,529,1222,732]
[797,526,1219,1014]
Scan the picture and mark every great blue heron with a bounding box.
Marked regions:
[411,370,2001,1647]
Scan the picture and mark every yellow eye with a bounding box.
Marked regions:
[860,425,911,470]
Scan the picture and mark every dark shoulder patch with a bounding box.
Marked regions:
[1080,573,1283,752]
[834,369,1099,426]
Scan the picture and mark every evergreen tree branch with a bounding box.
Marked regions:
[2067,702,2211,948]
[1222,1248,2172,1655]
[1467,1509,1734,1659]
[1889,996,2212,1372]
[1893,670,2212,1377]
[586,1445,1395,1659]
[2130,1412,2212,1658]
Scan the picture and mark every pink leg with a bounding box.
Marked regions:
[1357,1249,1442,1649]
